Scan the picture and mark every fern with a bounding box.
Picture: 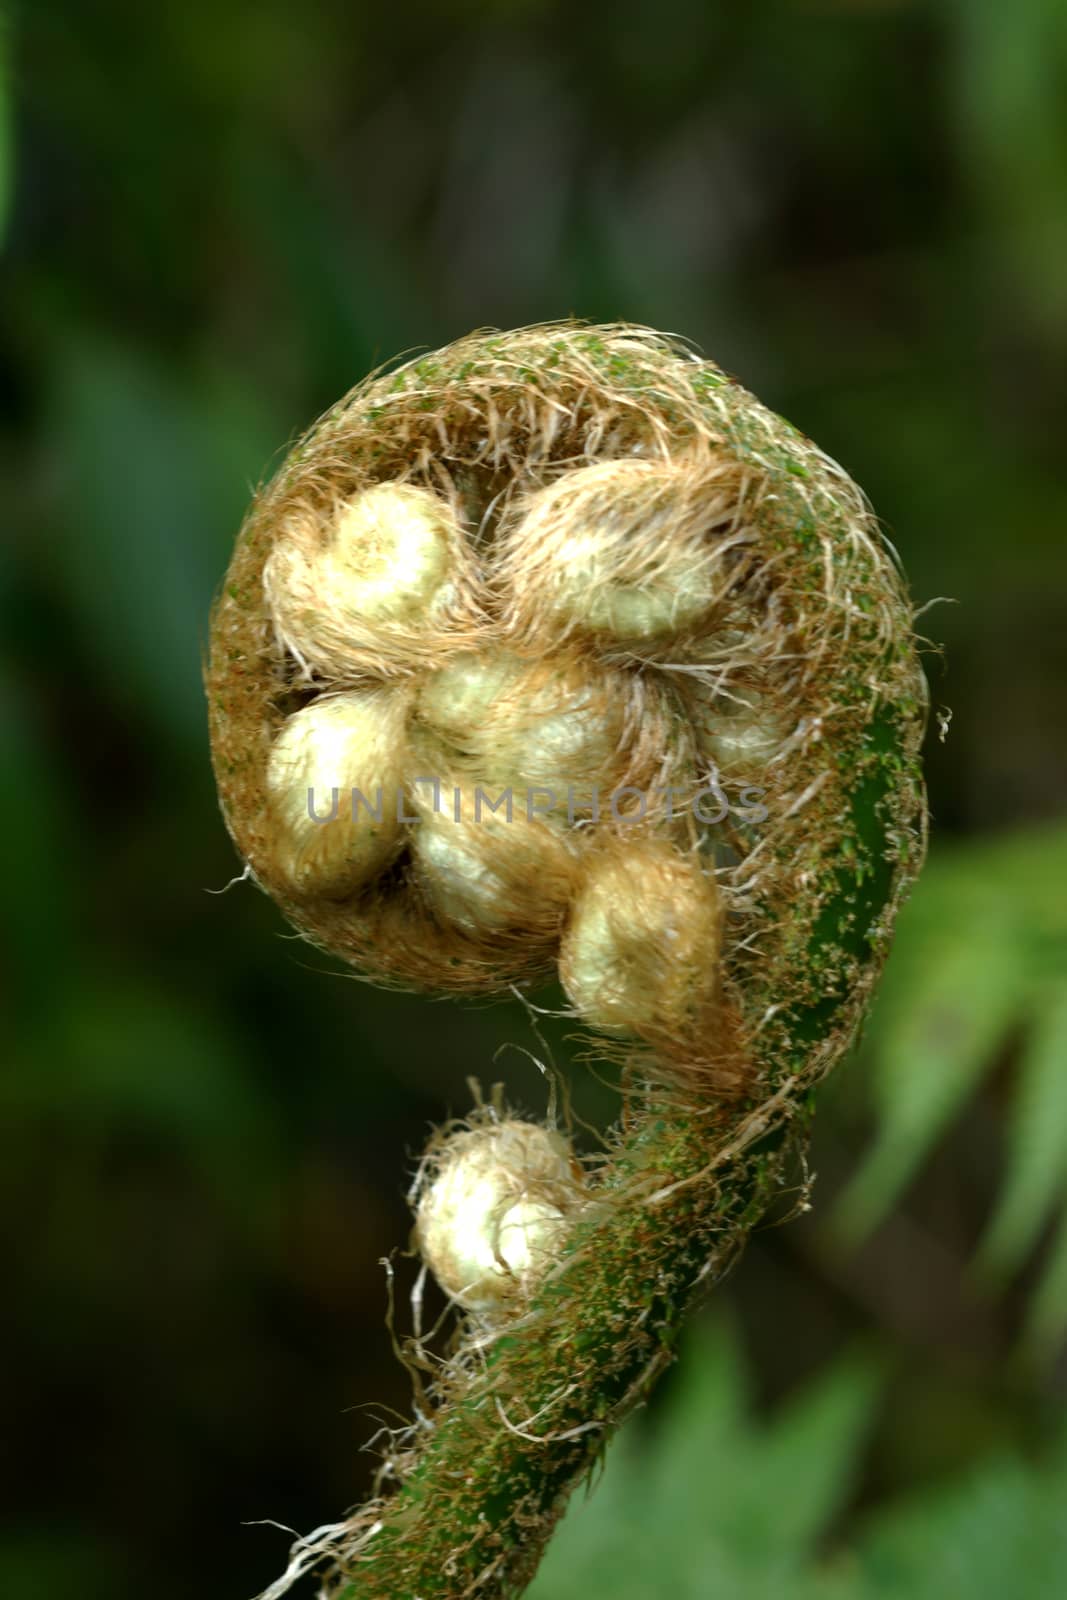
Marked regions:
[529,1324,1067,1600]
[833,820,1067,1357]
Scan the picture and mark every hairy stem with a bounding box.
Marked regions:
[337,1108,781,1597]
[206,324,928,1600]
[326,716,912,1598]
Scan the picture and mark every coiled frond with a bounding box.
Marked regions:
[206,322,927,1599]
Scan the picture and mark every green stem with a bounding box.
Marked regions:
[336,1105,787,1598]
[209,327,929,1600]
[324,710,919,1598]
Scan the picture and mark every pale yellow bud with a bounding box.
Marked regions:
[410,782,577,939]
[265,482,464,676]
[560,838,721,1036]
[415,649,629,798]
[691,684,786,778]
[498,458,745,651]
[321,483,456,622]
[414,1121,584,1314]
[266,689,409,896]
[417,651,521,744]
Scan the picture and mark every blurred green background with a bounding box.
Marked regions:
[3,3,1066,1597]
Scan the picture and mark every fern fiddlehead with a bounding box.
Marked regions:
[206,323,927,1599]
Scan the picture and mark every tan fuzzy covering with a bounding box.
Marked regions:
[208,323,929,1600]
[412,1117,586,1315]
[206,320,926,1101]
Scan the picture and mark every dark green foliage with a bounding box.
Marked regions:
[835,822,1067,1358]
[3,2,1066,1596]
[530,1324,1067,1600]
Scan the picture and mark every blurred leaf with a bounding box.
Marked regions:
[949,0,1067,341]
[1,967,283,1250]
[741,1355,883,1560]
[833,821,1067,1349]
[834,903,1027,1244]
[14,969,275,1139]
[1023,1205,1067,1364]
[530,1322,882,1600]
[232,143,427,397]
[41,338,276,750]
[977,980,1067,1280]
[856,1445,1067,1600]
[531,1328,1067,1600]
[0,668,80,1002]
